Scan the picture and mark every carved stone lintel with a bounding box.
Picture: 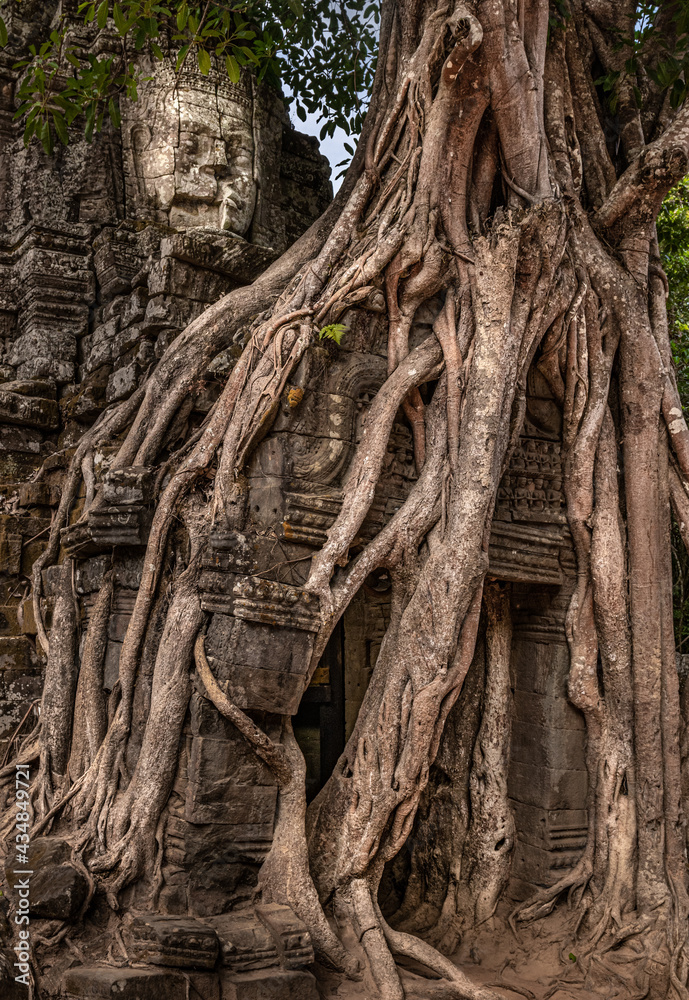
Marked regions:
[102,465,154,505]
[487,521,570,586]
[60,504,152,556]
[254,904,314,970]
[200,573,320,633]
[210,911,279,972]
[128,914,219,969]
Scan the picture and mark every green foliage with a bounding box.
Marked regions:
[658,178,689,651]
[658,177,689,408]
[0,0,379,155]
[318,323,348,346]
[548,0,571,40]
[595,2,689,114]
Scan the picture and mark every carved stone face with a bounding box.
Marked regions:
[124,71,257,236]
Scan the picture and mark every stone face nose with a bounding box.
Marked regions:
[212,139,228,168]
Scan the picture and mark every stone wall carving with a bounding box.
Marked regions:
[0,0,331,804]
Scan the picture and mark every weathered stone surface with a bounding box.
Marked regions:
[210,910,279,972]
[29,863,89,920]
[254,904,314,969]
[0,389,59,429]
[185,737,278,831]
[62,966,187,1000]
[102,466,154,505]
[204,612,315,715]
[219,969,318,1000]
[128,914,219,969]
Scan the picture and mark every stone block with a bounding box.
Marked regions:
[511,721,586,771]
[62,966,187,1000]
[255,904,314,969]
[205,614,314,716]
[0,450,43,485]
[0,529,22,574]
[142,294,202,332]
[512,690,585,731]
[120,286,149,326]
[508,760,588,811]
[147,257,232,303]
[0,389,59,430]
[210,910,279,972]
[106,361,141,402]
[15,354,75,384]
[103,641,122,691]
[187,707,277,779]
[219,969,318,1000]
[185,739,278,831]
[29,862,89,920]
[0,424,43,454]
[18,481,60,507]
[62,378,108,422]
[510,801,588,853]
[103,466,154,505]
[512,839,584,888]
[0,636,32,671]
[128,914,219,969]
[0,378,57,399]
[0,605,20,634]
[27,836,72,868]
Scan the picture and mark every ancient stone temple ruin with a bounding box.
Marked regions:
[1,4,587,997]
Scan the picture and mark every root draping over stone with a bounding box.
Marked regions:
[5,1,689,998]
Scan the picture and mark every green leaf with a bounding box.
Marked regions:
[108,96,120,128]
[177,3,188,30]
[113,3,126,34]
[225,54,240,84]
[569,954,577,963]
[0,16,7,49]
[197,47,211,75]
[84,103,95,142]
[52,111,69,146]
[23,117,38,147]
[96,0,108,30]
[40,118,53,156]
[318,324,348,346]
[287,0,304,16]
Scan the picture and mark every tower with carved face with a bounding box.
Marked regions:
[122,66,265,238]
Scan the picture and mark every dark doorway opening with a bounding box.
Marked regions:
[293,620,346,801]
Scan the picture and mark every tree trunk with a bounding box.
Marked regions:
[6,1,689,997]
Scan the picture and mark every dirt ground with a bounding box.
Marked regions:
[313,905,642,1000]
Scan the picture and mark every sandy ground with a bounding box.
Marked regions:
[312,906,638,1000]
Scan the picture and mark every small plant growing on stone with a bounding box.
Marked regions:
[318,324,348,346]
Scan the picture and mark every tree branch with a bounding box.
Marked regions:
[595,102,689,237]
